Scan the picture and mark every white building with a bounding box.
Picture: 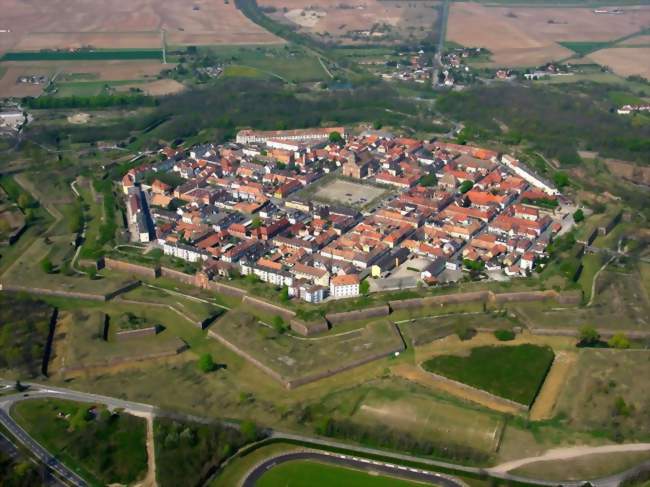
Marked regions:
[329,274,360,299]
[501,155,559,196]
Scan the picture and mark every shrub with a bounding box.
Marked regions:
[494,329,515,341]
[197,353,216,373]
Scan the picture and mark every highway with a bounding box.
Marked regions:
[242,451,464,487]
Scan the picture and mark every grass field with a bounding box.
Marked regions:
[213,309,404,382]
[11,398,147,486]
[54,309,186,375]
[556,349,650,440]
[422,344,555,406]
[256,460,426,487]
[346,385,503,454]
[511,451,650,481]
[559,41,612,56]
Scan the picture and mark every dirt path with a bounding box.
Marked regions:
[490,443,650,474]
[588,256,615,307]
[529,351,577,421]
[130,412,158,487]
[392,363,522,415]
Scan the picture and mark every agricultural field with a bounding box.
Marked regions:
[0,0,280,56]
[11,398,148,486]
[421,344,555,406]
[256,460,426,487]
[588,47,650,79]
[258,0,441,45]
[212,309,404,384]
[447,3,650,66]
[312,178,388,208]
[556,349,650,441]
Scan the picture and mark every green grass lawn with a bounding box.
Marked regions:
[256,460,425,487]
[11,399,147,486]
[422,345,555,406]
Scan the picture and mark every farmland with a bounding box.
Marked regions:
[588,47,650,79]
[422,344,555,406]
[258,0,441,46]
[0,0,280,56]
[447,2,650,66]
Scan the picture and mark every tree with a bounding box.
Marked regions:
[197,353,216,373]
[40,257,54,274]
[608,333,630,349]
[459,180,474,193]
[17,193,35,209]
[240,420,258,442]
[250,216,262,229]
[579,325,600,346]
[328,131,343,144]
[419,173,437,187]
[573,208,585,223]
[271,315,287,334]
[359,279,370,295]
[280,286,290,303]
[553,171,570,188]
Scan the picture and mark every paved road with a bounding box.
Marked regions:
[242,451,464,487]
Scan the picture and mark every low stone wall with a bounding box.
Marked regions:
[115,326,159,341]
[0,283,107,301]
[104,257,159,278]
[531,328,650,340]
[202,280,248,298]
[160,267,195,285]
[290,318,329,337]
[490,290,556,304]
[421,367,529,413]
[556,290,582,306]
[389,291,489,310]
[242,295,296,320]
[61,342,188,376]
[325,305,390,326]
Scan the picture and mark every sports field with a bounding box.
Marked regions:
[256,460,424,487]
[422,344,555,406]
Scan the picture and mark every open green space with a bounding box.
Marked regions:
[0,293,52,378]
[397,308,517,346]
[213,309,404,382]
[556,349,650,441]
[11,398,147,486]
[154,417,256,487]
[256,459,425,487]
[422,344,555,406]
[59,307,187,372]
[559,41,612,57]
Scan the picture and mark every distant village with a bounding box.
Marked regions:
[121,126,571,304]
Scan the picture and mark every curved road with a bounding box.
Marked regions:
[242,451,464,487]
